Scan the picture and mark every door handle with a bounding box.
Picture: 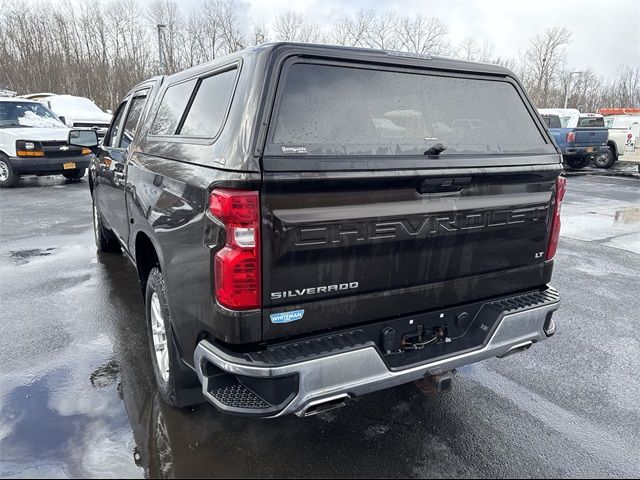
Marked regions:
[417,176,472,195]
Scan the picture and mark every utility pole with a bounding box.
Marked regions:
[157,24,167,74]
[564,71,583,109]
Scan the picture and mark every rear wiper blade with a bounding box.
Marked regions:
[424,143,447,156]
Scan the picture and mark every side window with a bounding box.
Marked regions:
[104,101,128,147]
[118,92,149,149]
[179,68,237,137]
[149,80,196,136]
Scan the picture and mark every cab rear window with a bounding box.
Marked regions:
[149,67,238,138]
[542,115,562,129]
[577,116,605,127]
[267,63,551,157]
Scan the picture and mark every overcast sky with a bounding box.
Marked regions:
[237,0,639,79]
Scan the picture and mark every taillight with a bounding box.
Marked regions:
[566,131,576,143]
[546,176,566,260]
[210,189,261,310]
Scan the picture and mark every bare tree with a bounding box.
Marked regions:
[396,15,448,55]
[456,37,494,62]
[331,10,375,47]
[0,0,637,112]
[148,0,187,74]
[274,10,324,43]
[611,65,640,106]
[362,11,399,50]
[523,27,572,107]
[214,0,245,53]
[331,16,354,46]
[251,21,269,45]
[274,10,305,42]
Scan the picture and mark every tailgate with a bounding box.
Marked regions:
[261,166,558,339]
[258,58,560,340]
[573,127,608,146]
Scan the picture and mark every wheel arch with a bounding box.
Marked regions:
[134,230,164,293]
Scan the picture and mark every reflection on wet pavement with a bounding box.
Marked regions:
[1,175,639,478]
[614,207,640,224]
[8,247,56,265]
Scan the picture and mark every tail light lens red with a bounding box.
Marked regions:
[210,189,261,310]
[546,176,566,260]
[566,131,576,143]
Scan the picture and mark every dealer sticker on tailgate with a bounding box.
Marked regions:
[270,309,305,324]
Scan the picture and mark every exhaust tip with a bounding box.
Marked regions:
[300,394,351,417]
[544,316,557,337]
[498,341,533,358]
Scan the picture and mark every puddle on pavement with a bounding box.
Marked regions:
[614,207,640,224]
[8,248,57,265]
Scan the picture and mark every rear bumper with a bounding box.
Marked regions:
[7,154,92,174]
[562,145,608,157]
[194,287,560,418]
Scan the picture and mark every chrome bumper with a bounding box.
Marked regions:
[194,292,560,418]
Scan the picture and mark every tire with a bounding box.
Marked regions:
[92,196,120,253]
[565,156,589,169]
[62,168,86,180]
[593,148,615,169]
[145,267,203,408]
[0,155,20,188]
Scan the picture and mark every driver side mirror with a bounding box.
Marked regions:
[68,129,99,152]
[58,115,67,125]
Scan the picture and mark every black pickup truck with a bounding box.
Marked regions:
[70,43,563,418]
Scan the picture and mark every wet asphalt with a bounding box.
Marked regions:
[0,171,639,478]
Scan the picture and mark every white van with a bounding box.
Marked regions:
[0,97,93,187]
[22,94,112,138]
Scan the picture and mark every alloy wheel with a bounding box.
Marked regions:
[0,161,9,182]
[150,292,170,382]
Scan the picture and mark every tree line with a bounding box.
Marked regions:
[0,0,638,112]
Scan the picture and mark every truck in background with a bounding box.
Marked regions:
[604,114,640,156]
[538,108,610,169]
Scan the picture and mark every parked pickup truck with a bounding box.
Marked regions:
[0,96,93,187]
[71,43,562,418]
[539,109,610,169]
[605,115,640,159]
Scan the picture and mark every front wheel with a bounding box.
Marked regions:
[145,267,203,408]
[593,148,615,169]
[63,168,86,180]
[0,156,20,188]
[565,156,590,169]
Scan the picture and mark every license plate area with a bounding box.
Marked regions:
[63,162,76,170]
[586,147,594,153]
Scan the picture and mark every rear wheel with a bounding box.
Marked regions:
[93,197,120,252]
[593,148,615,169]
[145,267,203,408]
[63,168,86,180]
[0,156,20,188]
[565,156,589,169]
